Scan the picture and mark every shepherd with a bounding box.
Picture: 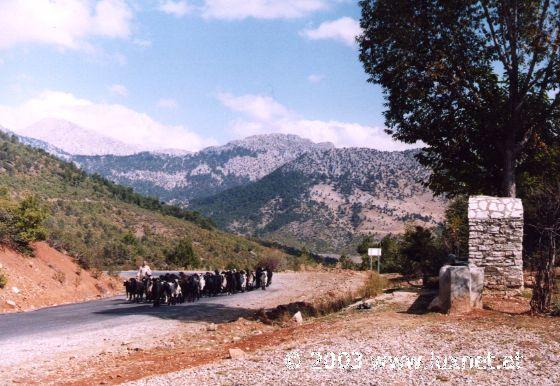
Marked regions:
[136,261,152,280]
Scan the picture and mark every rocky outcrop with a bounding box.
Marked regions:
[468,196,524,293]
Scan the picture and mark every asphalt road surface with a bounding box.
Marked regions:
[0,283,278,343]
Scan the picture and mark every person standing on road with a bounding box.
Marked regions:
[255,266,262,288]
[137,261,152,280]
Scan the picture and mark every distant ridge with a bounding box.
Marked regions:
[16,118,141,156]
[73,133,336,204]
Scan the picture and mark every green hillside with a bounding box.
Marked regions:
[0,132,290,270]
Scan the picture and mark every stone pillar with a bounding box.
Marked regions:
[468,196,524,293]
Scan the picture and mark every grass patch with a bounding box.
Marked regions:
[357,271,388,299]
[521,288,533,299]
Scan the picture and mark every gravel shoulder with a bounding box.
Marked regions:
[130,291,560,386]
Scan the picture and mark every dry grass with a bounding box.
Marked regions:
[0,268,7,288]
[357,271,388,299]
[52,270,66,284]
[90,268,102,279]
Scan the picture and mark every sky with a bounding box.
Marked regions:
[0,0,413,152]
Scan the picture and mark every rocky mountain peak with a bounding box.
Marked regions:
[203,133,335,154]
[16,118,140,156]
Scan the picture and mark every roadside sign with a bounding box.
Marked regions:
[367,248,382,273]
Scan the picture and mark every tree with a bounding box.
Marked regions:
[12,196,48,247]
[356,234,378,255]
[521,144,560,313]
[357,234,379,270]
[166,237,200,268]
[441,196,469,257]
[358,0,560,197]
[400,225,446,283]
[339,254,356,270]
[378,234,408,274]
[525,180,560,313]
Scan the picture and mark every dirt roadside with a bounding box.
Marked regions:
[0,242,120,313]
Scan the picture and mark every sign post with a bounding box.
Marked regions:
[368,248,382,273]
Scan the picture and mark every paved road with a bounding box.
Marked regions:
[0,285,278,342]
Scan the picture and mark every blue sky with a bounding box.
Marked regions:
[0,0,408,152]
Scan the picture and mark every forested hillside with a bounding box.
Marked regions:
[0,132,290,270]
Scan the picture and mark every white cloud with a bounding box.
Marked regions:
[158,1,192,17]
[300,17,361,47]
[308,74,325,83]
[157,98,178,109]
[132,38,152,48]
[109,84,128,97]
[0,0,134,50]
[202,0,329,20]
[0,90,216,152]
[217,92,294,121]
[218,93,417,151]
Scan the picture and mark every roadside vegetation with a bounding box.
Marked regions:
[261,271,386,323]
[0,268,7,289]
[340,197,468,286]
[0,192,48,254]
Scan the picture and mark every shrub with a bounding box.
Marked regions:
[400,225,447,284]
[13,196,49,244]
[166,237,200,268]
[52,270,66,284]
[0,269,7,288]
[441,196,469,257]
[358,271,388,299]
[339,254,356,270]
[225,261,240,270]
[286,248,316,271]
[256,255,282,271]
[0,195,49,253]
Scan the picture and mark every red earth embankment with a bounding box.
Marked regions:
[0,242,120,313]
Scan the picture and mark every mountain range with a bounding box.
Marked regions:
[191,148,445,252]
[73,133,334,204]
[1,118,446,253]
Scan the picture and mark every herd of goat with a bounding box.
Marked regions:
[123,269,273,307]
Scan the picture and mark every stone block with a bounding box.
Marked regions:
[431,265,484,315]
